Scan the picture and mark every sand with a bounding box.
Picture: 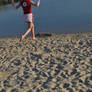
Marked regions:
[0,32,92,92]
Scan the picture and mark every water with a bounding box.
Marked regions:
[0,0,92,37]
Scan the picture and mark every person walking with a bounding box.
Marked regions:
[12,0,40,41]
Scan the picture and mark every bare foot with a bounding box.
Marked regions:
[32,37,37,40]
[20,35,24,42]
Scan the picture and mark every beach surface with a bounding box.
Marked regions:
[0,32,92,92]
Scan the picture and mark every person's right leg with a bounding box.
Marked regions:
[31,23,37,40]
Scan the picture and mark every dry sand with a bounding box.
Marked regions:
[0,32,92,92]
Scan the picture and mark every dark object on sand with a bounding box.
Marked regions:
[36,32,53,37]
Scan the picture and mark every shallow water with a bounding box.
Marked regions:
[0,0,92,37]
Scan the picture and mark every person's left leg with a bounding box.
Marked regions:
[20,22,32,41]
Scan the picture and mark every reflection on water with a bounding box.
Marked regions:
[1,0,92,37]
[0,4,12,12]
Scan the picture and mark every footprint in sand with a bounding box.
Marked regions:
[0,72,11,81]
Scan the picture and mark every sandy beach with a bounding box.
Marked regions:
[0,32,92,92]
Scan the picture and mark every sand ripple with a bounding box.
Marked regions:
[0,33,92,92]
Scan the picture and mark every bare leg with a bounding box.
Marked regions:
[31,23,37,40]
[31,15,37,40]
[20,22,32,41]
[20,21,37,41]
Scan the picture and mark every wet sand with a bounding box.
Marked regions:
[0,32,92,92]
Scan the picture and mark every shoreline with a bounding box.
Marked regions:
[0,32,92,39]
